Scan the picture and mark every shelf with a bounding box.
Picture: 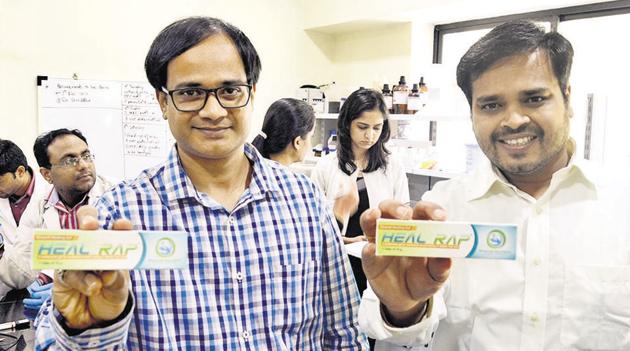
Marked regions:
[316,113,464,121]
[304,19,408,36]
[315,113,338,120]
[405,168,461,179]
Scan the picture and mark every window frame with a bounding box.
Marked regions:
[432,0,630,64]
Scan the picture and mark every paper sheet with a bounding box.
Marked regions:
[344,241,367,259]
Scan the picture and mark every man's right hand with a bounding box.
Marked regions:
[52,206,131,330]
[361,200,452,327]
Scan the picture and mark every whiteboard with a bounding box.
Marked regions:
[37,77,175,182]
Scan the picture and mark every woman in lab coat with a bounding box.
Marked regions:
[252,98,315,166]
[311,88,409,299]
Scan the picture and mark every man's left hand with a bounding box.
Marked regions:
[24,281,53,312]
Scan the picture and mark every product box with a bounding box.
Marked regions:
[376,218,517,260]
[32,229,188,270]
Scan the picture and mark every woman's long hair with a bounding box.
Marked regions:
[337,89,390,175]
[252,98,315,158]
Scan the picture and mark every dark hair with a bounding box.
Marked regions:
[145,16,262,90]
[0,139,28,176]
[252,98,315,158]
[337,89,391,175]
[457,20,573,107]
[34,129,88,169]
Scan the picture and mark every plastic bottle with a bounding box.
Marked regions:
[381,84,394,114]
[392,76,408,114]
[407,83,421,114]
[327,130,337,154]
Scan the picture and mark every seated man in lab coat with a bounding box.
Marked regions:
[359,20,630,350]
[0,129,112,315]
[0,139,50,296]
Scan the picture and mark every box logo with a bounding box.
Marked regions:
[486,229,506,249]
[156,237,176,257]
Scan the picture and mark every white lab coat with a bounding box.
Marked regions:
[0,171,50,297]
[0,171,50,246]
[311,152,410,231]
[0,175,113,289]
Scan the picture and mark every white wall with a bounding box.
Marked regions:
[330,23,412,98]
[0,0,333,166]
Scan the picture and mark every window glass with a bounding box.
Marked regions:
[559,13,630,171]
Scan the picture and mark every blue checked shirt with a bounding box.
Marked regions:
[35,144,368,350]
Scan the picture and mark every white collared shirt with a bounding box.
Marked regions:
[359,155,630,350]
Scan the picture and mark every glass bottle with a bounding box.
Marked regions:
[407,83,421,114]
[392,76,408,115]
[381,84,394,114]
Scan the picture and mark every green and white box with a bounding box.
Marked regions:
[32,229,188,270]
[376,218,517,260]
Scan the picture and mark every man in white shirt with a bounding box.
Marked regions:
[28,128,112,232]
[359,20,630,350]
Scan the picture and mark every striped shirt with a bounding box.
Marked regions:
[50,191,89,230]
[35,144,368,350]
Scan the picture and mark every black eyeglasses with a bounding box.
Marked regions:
[161,85,252,112]
[50,153,95,168]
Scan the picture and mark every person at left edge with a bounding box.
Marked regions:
[0,129,112,316]
[34,16,368,350]
[0,139,50,297]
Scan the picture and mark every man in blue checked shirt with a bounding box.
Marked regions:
[34,16,369,350]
